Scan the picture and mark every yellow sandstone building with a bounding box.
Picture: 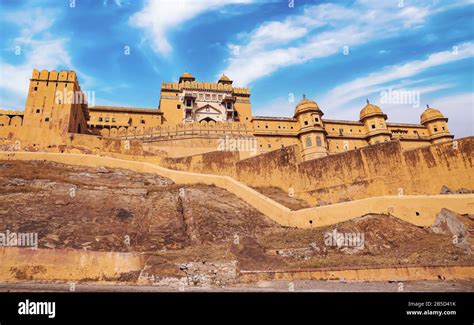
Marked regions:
[0,69,454,161]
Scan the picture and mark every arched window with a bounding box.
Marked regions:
[316,136,322,147]
[305,137,312,147]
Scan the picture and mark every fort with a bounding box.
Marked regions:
[0,69,472,211]
[0,70,473,289]
[0,69,455,161]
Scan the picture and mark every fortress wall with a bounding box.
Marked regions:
[156,138,473,207]
[0,247,144,282]
[0,126,151,158]
[235,145,301,191]
[1,151,473,229]
[298,138,474,205]
[402,137,474,194]
[162,150,240,176]
[144,135,257,158]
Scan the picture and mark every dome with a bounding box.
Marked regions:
[179,72,195,83]
[420,106,445,124]
[218,74,233,84]
[294,96,322,117]
[359,101,384,121]
[219,74,231,81]
[181,72,193,78]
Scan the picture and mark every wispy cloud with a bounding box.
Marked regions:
[0,5,95,109]
[321,42,474,110]
[220,0,443,85]
[0,7,73,108]
[130,0,254,56]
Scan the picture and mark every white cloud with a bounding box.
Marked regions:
[321,42,474,110]
[0,39,72,97]
[130,0,254,56]
[220,0,456,85]
[0,7,78,109]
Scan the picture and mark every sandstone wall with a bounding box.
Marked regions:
[0,126,154,158]
[2,151,474,229]
[160,137,474,206]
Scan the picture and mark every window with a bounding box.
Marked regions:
[371,124,376,129]
[442,126,445,130]
[212,94,216,100]
[105,117,110,122]
[350,129,352,133]
[186,99,192,107]
[315,117,319,122]
[268,144,271,148]
[98,117,103,122]
[305,137,312,147]
[304,121,308,126]
[34,87,38,91]
[36,109,41,113]
[112,118,116,122]
[265,125,268,128]
[177,104,181,109]
[316,136,322,147]
[205,94,210,100]
[434,127,438,132]
[45,117,50,122]
[141,119,145,124]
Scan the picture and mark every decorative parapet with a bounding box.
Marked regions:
[161,81,250,96]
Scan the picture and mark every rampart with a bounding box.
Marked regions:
[1,151,473,229]
[162,137,474,205]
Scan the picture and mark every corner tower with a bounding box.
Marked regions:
[359,100,391,144]
[23,69,89,136]
[294,95,328,160]
[420,105,453,144]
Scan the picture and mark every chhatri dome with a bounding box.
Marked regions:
[179,72,195,83]
[359,99,385,121]
[420,105,446,124]
[294,95,323,117]
[218,74,233,84]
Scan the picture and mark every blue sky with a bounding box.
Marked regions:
[0,0,473,136]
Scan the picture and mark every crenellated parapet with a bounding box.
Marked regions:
[161,80,250,95]
[31,69,78,84]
